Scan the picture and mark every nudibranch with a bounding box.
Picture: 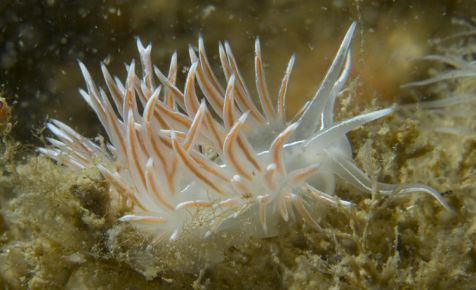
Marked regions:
[40,22,450,241]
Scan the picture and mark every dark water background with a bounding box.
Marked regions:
[0,0,473,144]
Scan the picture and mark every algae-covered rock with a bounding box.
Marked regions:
[0,75,475,289]
[1,2,476,289]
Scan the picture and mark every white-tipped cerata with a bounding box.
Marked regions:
[41,22,450,241]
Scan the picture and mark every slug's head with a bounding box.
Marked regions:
[40,22,450,244]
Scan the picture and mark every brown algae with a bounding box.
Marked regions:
[0,21,476,290]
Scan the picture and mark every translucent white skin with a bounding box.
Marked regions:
[40,22,450,241]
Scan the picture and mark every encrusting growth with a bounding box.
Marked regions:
[39,22,451,241]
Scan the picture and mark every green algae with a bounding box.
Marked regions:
[1,2,476,289]
[1,63,475,288]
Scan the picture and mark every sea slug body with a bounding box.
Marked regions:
[40,22,450,242]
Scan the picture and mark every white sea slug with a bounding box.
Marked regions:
[40,22,450,241]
